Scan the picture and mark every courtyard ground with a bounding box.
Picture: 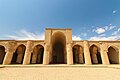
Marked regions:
[0,64,120,80]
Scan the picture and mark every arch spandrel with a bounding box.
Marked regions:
[4,42,17,53]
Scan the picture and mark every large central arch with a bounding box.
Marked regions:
[51,31,66,64]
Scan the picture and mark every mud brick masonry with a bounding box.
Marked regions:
[0,28,120,65]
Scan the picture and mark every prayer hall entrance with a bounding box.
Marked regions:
[51,31,66,64]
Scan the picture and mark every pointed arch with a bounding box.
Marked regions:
[11,44,26,64]
[89,44,102,64]
[107,46,119,64]
[30,45,44,64]
[72,45,84,64]
[0,45,6,64]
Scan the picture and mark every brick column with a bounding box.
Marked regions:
[100,44,110,65]
[83,41,92,64]
[23,41,33,65]
[43,43,50,64]
[3,51,14,65]
[66,43,73,64]
[3,42,16,65]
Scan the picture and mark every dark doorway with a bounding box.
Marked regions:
[11,44,26,64]
[36,47,44,64]
[107,47,119,64]
[30,45,44,64]
[52,42,64,64]
[51,32,66,64]
[0,45,6,64]
[72,45,84,64]
[90,45,102,64]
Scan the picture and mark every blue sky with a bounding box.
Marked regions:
[0,0,120,40]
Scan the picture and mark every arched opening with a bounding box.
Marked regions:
[30,45,44,64]
[0,45,6,64]
[89,45,102,64]
[11,44,26,64]
[72,45,84,64]
[107,46,119,64]
[50,31,66,64]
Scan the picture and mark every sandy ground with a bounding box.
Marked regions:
[0,64,120,80]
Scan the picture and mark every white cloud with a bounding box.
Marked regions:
[112,28,120,35]
[118,28,120,31]
[90,26,120,41]
[112,10,117,14]
[99,34,106,37]
[80,33,87,37]
[95,28,105,34]
[72,35,81,40]
[89,35,120,41]
[92,24,118,35]
[112,31,118,35]
[105,26,109,30]
[109,25,117,30]
[5,30,82,40]
[92,29,96,32]
[5,30,45,40]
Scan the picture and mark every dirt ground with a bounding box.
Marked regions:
[0,65,120,80]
